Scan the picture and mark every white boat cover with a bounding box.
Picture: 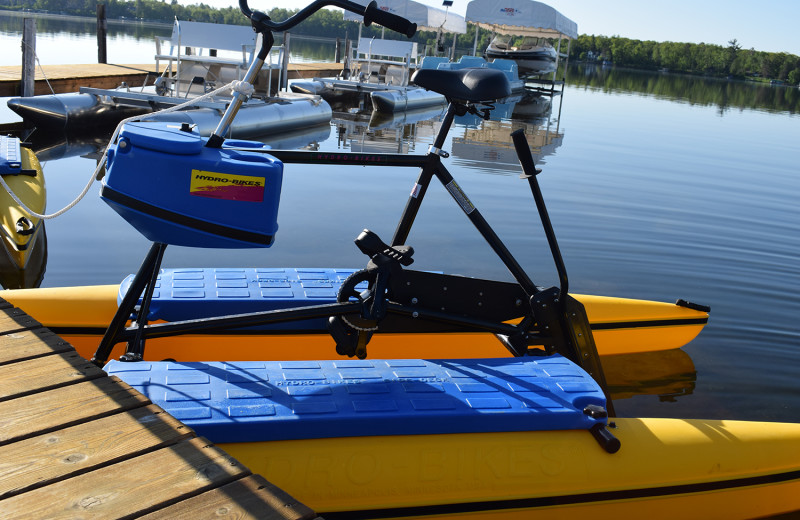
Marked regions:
[465,0,577,39]
[344,0,467,33]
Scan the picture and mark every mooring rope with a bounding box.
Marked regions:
[21,39,57,97]
[0,79,254,220]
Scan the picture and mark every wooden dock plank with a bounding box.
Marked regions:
[0,305,41,336]
[0,63,158,96]
[0,405,194,500]
[0,437,249,520]
[138,474,320,520]
[0,376,149,445]
[0,350,105,401]
[0,326,72,366]
[0,300,322,519]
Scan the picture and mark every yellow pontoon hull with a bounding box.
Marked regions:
[0,145,45,270]
[221,417,800,519]
[2,284,708,361]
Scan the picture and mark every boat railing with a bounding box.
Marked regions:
[155,19,285,97]
[353,37,418,85]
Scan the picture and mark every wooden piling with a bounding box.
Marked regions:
[344,38,352,75]
[97,4,107,64]
[21,18,35,98]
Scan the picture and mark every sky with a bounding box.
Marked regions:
[178,0,800,56]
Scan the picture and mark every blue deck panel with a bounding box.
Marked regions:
[119,267,360,329]
[0,135,22,173]
[105,355,607,444]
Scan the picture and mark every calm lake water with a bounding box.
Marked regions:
[1,14,799,425]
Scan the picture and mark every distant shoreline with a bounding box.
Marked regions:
[0,8,171,29]
[0,9,338,44]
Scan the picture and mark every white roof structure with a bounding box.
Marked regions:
[465,0,577,39]
[344,0,468,33]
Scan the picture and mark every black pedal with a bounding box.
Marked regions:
[355,229,414,266]
[328,316,372,359]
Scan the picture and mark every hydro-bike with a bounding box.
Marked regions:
[89,0,708,391]
[9,4,800,519]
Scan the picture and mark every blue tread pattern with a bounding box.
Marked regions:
[120,267,359,328]
[105,355,607,443]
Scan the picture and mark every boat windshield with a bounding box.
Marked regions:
[490,35,551,51]
[489,34,513,49]
[518,36,550,50]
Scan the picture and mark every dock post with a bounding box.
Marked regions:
[21,18,35,97]
[335,37,341,63]
[97,3,107,64]
[280,32,290,91]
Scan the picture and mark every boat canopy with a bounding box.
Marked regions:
[343,0,467,33]
[465,0,577,39]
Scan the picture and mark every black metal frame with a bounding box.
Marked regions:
[90,0,615,419]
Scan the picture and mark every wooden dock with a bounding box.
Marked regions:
[0,62,344,97]
[0,296,322,520]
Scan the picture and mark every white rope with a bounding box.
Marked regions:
[2,79,246,220]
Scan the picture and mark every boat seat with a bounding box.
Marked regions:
[411,67,511,103]
[419,56,450,70]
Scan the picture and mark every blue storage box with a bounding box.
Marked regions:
[105,355,608,443]
[119,267,361,330]
[101,122,283,248]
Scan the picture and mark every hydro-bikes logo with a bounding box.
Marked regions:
[500,7,522,16]
[189,169,266,202]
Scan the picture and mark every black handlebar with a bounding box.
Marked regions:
[363,1,417,38]
[239,0,416,38]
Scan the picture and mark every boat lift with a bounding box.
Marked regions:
[465,0,578,94]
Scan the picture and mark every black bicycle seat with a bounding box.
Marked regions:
[411,67,511,103]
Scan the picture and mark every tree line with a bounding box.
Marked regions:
[1,0,798,84]
[570,35,800,85]
[569,63,800,115]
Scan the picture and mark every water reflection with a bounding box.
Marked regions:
[28,122,331,163]
[0,11,170,41]
[0,222,46,289]
[333,105,446,154]
[603,348,696,403]
[31,131,109,162]
[451,92,564,173]
[569,62,800,115]
[252,123,331,151]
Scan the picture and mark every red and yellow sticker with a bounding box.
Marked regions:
[189,169,266,202]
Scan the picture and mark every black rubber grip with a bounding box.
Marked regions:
[511,128,542,176]
[590,423,621,454]
[363,0,417,38]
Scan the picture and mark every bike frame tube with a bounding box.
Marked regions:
[108,299,527,344]
[260,105,542,299]
[267,150,427,168]
[430,161,539,298]
[391,103,458,246]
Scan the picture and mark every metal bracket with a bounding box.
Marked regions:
[428,145,449,158]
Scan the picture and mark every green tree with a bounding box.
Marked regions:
[726,38,741,74]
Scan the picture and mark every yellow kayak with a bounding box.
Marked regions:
[0,136,45,271]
